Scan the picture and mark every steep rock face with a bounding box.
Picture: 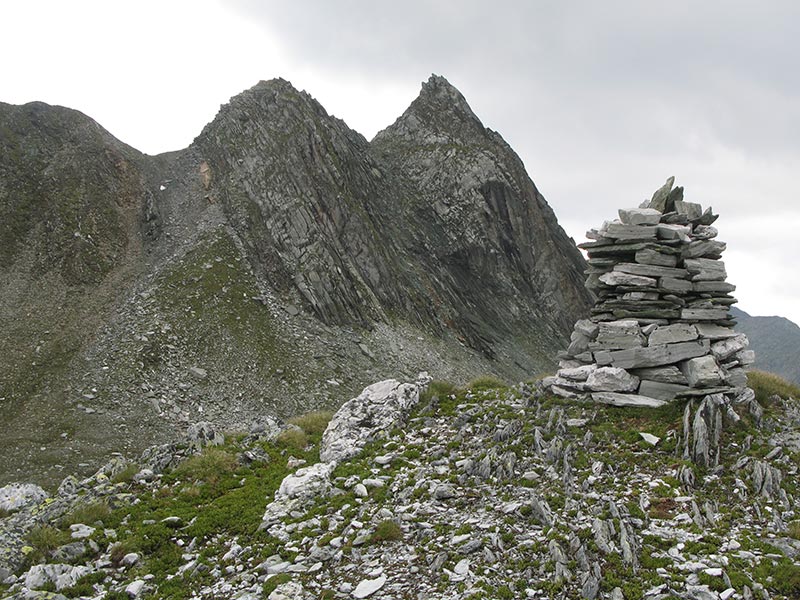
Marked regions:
[0,76,591,486]
[372,76,590,353]
[194,79,395,325]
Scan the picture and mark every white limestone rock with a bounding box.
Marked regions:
[681,356,724,388]
[320,374,430,464]
[585,367,640,392]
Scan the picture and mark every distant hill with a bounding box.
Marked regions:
[732,306,800,385]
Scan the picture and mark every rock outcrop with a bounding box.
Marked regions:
[546,178,754,409]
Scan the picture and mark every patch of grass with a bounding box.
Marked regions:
[63,501,111,527]
[25,524,70,564]
[747,370,800,406]
[370,519,403,543]
[263,573,292,595]
[275,428,309,452]
[788,521,800,540]
[467,375,506,392]
[111,463,139,485]
[109,538,139,567]
[0,508,9,519]
[289,411,334,437]
[173,447,238,489]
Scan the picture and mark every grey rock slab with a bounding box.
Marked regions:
[659,277,693,293]
[681,308,729,321]
[585,367,640,392]
[595,339,710,369]
[680,356,724,387]
[710,334,749,361]
[684,258,727,281]
[599,272,657,288]
[591,392,667,408]
[631,366,688,384]
[693,281,736,293]
[614,262,689,279]
[648,176,675,212]
[657,223,691,241]
[695,324,738,339]
[683,240,726,259]
[635,248,679,267]
[592,320,645,350]
[618,207,662,226]
[647,324,698,346]
[602,222,658,240]
[674,200,703,220]
[558,365,597,381]
[638,380,691,401]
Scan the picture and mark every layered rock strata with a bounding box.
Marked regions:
[546,177,755,407]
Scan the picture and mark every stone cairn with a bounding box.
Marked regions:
[545,177,755,408]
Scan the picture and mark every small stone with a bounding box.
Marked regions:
[352,575,386,598]
[639,432,660,445]
[126,579,146,598]
[353,483,368,498]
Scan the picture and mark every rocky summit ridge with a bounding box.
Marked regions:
[1,370,799,599]
[0,75,591,486]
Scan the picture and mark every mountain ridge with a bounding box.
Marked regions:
[0,75,591,486]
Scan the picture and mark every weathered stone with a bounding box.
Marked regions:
[618,207,661,226]
[635,248,679,267]
[591,392,667,408]
[673,200,703,220]
[585,367,639,392]
[320,375,428,464]
[681,356,724,387]
[630,366,688,384]
[692,225,718,240]
[648,176,675,212]
[693,281,736,293]
[647,323,698,346]
[695,323,738,339]
[638,380,691,400]
[684,258,727,281]
[683,240,726,259]
[613,262,689,279]
[735,349,755,365]
[574,319,599,339]
[0,483,48,512]
[558,365,597,382]
[681,308,729,321]
[598,271,656,288]
[659,277,693,293]
[595,339,710,370]
[590,320,645,350]
[602,222,658,240]
[656,223,691,241]
[710,334,748,361]
[723,367,748,389]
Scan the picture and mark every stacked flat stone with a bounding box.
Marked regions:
[546,177,755,407]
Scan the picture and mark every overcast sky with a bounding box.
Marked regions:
[3,1,799,324]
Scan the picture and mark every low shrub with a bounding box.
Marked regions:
[370,519,403,543]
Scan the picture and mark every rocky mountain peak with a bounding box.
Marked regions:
[374,74,485,145]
